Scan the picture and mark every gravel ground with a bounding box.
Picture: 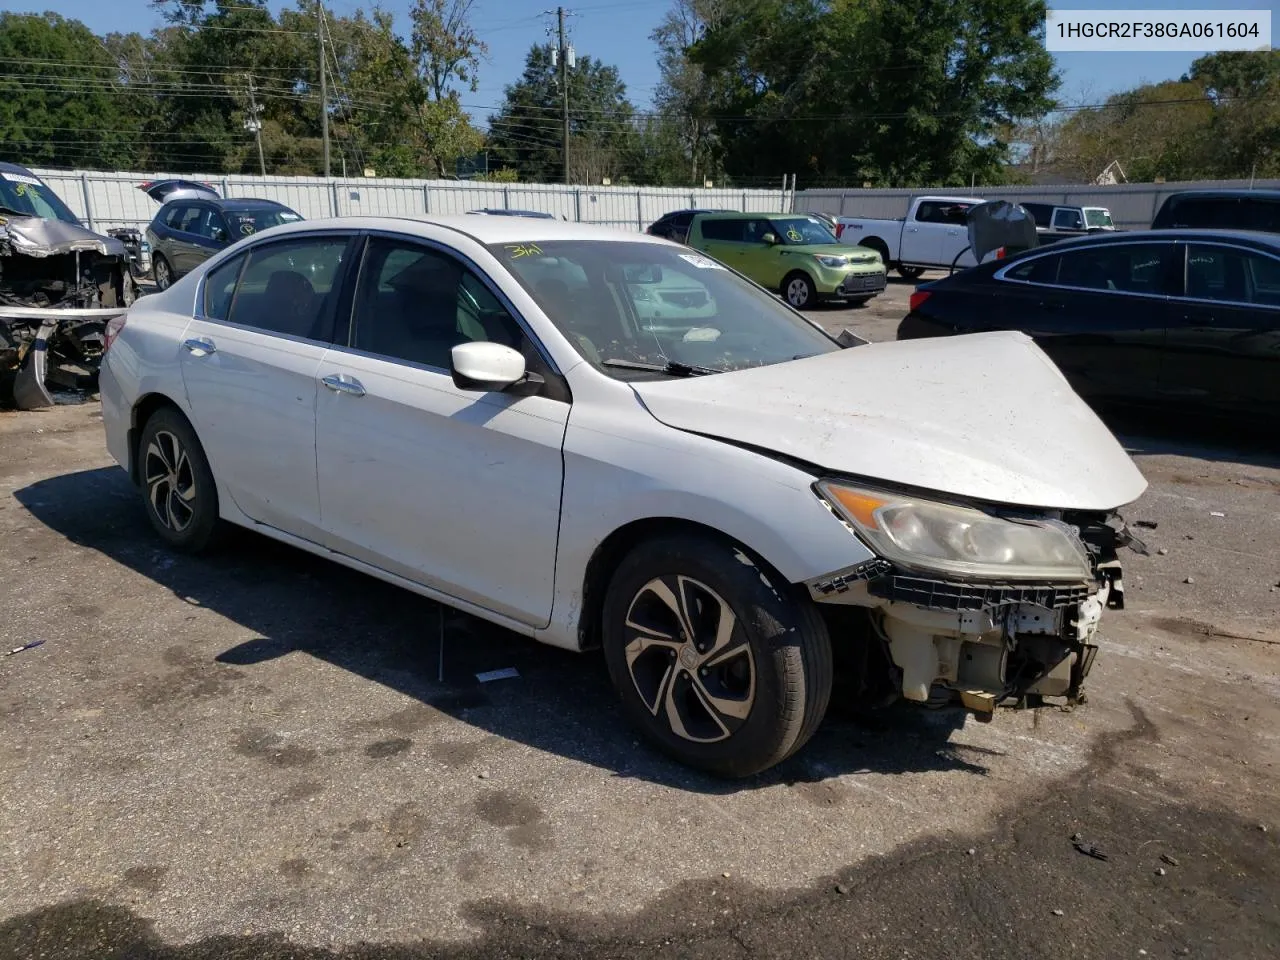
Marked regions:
[1,278,1277,958]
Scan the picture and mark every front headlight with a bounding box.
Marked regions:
[817,481,1092,581]
[814,254,849,268]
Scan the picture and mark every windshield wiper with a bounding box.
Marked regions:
[601,358,722,377]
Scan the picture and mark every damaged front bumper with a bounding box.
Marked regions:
[1,215,134,408]
[806,519,1133,720]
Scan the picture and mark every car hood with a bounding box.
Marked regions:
[630,331,1147,511]
[0,214,126,259]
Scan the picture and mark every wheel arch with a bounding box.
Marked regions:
[576,516,792,652]
[127,392,187,485]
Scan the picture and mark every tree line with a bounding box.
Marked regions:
[1,0,1273,187]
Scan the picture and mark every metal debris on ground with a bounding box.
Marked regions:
[1160,854,1179,867]
[1073,841,1110,861]
[475,667,520,683]
[5,639,45,656]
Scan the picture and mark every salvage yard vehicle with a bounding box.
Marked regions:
[1018,202,1116,237]
[0,162,135,408]
[688,211,886,308]
[145,196,303,290]
[645,208,735,244]
[834,195,985,278]
[898,228,1280,422]
[100,215,1146,778]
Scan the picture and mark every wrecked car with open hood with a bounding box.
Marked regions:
[0,162,135,408]
[99,217,1148,778]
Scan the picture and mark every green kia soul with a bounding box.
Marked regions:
[687,212,886,308]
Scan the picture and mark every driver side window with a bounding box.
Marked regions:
[350,238,526,370]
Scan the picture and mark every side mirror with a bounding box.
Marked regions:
[211,228,226,243]
[450,341,540,393]
[761,232,778,245]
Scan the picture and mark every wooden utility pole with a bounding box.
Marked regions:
[558,6,569,185]
[245,76,266,176]
[318,2,330,177]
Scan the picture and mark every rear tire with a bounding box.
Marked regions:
[601,533,833,778]
[781,271,817,310]
[137,407,222,553]
[897,264,926,280]
[153,255,174,291]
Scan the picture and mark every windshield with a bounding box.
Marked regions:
[771,216,838,245]
[0,170,81,224]
[490,240,840,377]
[223,206,303,238]
[1085,208,1114,228]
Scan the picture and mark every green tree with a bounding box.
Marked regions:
[0,12,145,169]
[689,0,1059,187]
[1187,50,1280,178]
[487,44,638,184]
[648,0,728,185]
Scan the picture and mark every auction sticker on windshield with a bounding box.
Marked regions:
[679,253,725,270]
[0,171,42,186]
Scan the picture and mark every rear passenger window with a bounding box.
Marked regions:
[203,254,245,320]
[1055,244,1178,295]
[163,204,190,228]
[699,219,744,242]
[1005,255,1061,284]
[225,237,349,340]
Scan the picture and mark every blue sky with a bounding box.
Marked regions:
[17,0,1280,126]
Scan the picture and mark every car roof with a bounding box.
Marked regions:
[217,197,291,211]
[1161,189,1280,202]
[0,160,38,174]
[694,211,802,219]
[200,213,675,246]
[1025,227,1280,250]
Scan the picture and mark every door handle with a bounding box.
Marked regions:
[907,227,919,233]
[182,337,215,356]
[322,373,366,397]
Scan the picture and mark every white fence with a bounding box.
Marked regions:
[795,179,1280,231]
[31,168,795,234]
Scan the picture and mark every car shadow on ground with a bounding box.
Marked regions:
[14,467,992,794]
[1110,410,1280,468]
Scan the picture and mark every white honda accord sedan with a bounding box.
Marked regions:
[99,215,1148,777]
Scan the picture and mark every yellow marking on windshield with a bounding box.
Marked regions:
[505,243,543,259]
[786,227,802,242]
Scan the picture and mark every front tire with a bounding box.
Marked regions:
[896,264,926,280]
[781,271,817,310]
[601,533,833,778]
[137,407,222,552]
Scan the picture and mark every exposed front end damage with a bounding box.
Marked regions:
[807,510,1142,720]
[0,216,134,408]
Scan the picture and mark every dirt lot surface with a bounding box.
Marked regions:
[2,281,1278,958]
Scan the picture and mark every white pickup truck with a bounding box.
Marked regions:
[832,195,986,279]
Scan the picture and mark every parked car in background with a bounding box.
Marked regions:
[467,208,558,219]
[1019,202,1116,236]
[1151,189,1280,233]
[833,195,985,278]
[898,229,1280,422]
[688,211,886,308]
[806,210,839,235]
[139,179,221,205]
[99,214,1145,777]
[145,196,303,290]
[645,208,735,244]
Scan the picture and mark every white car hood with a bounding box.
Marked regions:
[631,331,1147,511]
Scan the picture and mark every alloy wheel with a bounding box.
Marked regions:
[144,430,197,532]
[622,575,756,743]
[786,277,810,307]
[155,259,172,290]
